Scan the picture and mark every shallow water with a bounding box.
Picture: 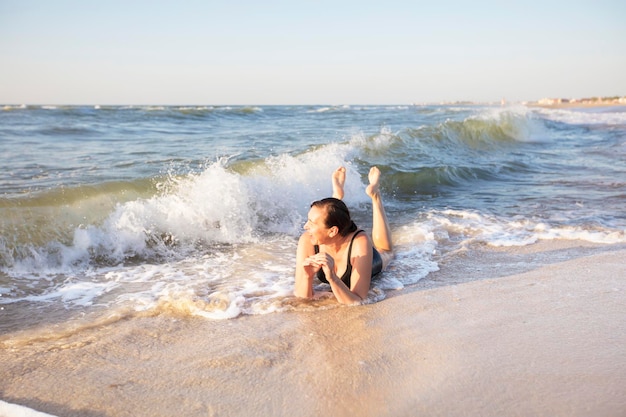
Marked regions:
[1,104,625,337]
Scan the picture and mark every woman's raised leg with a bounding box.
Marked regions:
[365,167,393,253]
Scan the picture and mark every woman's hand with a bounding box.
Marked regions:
[304,252,335,277]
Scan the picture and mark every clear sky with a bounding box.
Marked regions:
[1,0,624,105]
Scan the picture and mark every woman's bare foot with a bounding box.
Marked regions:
[332,167,346,199]
[367,166,393,255]
[365,166,381,198]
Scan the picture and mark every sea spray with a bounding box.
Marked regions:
[0,104,624,338]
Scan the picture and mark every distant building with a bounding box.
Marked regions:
[537,98,568,105]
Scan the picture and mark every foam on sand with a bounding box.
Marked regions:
[0,400,58,417]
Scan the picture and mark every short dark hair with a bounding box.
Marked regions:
[311,198,358,237]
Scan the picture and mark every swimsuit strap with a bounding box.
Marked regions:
[314,229,363,256]
[346,230,364,259]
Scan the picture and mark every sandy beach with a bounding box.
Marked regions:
[1,240,625,417]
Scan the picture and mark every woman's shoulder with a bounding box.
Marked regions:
[350,230,372,251]
[298,232,311,245]
[297,232,316,254]
[353,229,371,240]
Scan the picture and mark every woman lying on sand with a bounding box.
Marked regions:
[294,167,394,304]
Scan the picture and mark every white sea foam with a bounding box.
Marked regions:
[82,234,298,319]
[19,280,120,307]
[535,107,626,126]
[2,104,624,327]
[376,221,439,291]
[0,143,378,316]
[3,142,624,319]
[422,209,626,247]
[4,145,354,273]
[2,104,27,111]
[306,105,351,113]
[349,126,398,152]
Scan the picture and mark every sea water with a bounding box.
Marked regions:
[1,104,625,340]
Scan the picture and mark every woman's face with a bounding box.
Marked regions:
[304,205,330,245]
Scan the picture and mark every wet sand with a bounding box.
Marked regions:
[1,241,625,417]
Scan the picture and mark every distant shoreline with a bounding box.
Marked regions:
[526,97,626,109]
[3,100,625,109]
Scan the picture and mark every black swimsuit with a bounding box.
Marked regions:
[314,230,383,288]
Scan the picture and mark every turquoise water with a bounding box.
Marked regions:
[1,104,625,333]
